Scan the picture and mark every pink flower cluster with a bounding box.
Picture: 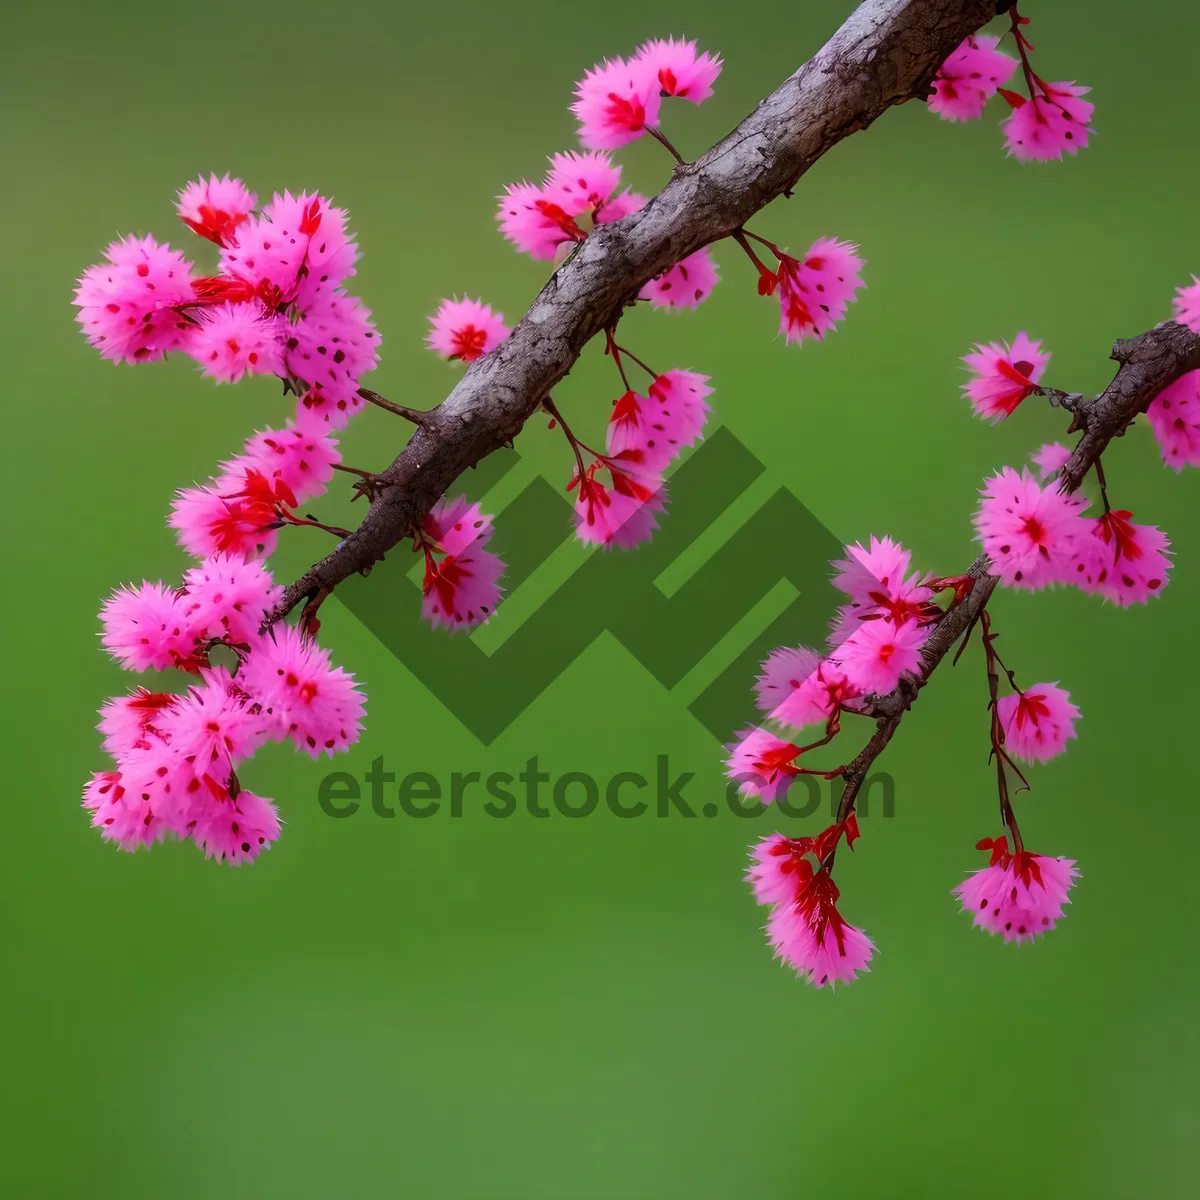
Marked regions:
[572,369,712,548]
[75,179,379,426]
[420,497,506,631]
[975,468,1171,604]
[747,826,874,987]
[955,837,1078,944]
[90,555,365,861]
[725,536,938,804]
[571,39,722,149]
[962,332,1050,421]
[997,682,1080,762]
[928,20,1095,163]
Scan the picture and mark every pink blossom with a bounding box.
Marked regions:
[640,247,719,310]
[633,37,722,104]
[177,174,257,246]
[426,297,510,362]
[97,689,178,756]
[82,767,171,852]
[572,466,666,549]
[955,838,1078,943]
[1145,371,1200,471]
[496,182,585,260]
[184,300,285,383]
[169,471,281,562]
[775,238,865,344]
[595,189,648,226]
[285,293,380,429]
[1032,442,1073,480]
[158,667,274,776]
[647,370,712,451]
[829,536,933,642]
[723,727,801,805]
[962,332,1050,421]
[240,625,366,758]
[746,833,813,906]
[420,497,506,631]
[100,581,198,673]
[219,191,357,312]
[997,683,1080,763]
[74,235,196,364]
[755,648,860,731]
[606,390,671,473]
[1173,276,1200,334]
[974,466,1090,590]
[423,495,495,557]
[766,872,874,987]
[1069,511,1172,606]
[571,57,663,150]
[928,35,1017,122]
[829,618,928,695]
[192,789,281,866]
[179,555,283,647]
[1002,83,1094,162]
[605,375,711,476]
[237,421,340,506]
[544,150,623,215]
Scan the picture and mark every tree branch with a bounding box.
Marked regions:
[836,319,1200,813]
[266,0,1002,622]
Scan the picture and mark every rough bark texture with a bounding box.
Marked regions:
[268,0,1000,622]
[836,319,1200,809]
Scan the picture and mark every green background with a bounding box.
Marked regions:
[2,1,1197,1195]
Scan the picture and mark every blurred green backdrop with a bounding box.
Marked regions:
[2,1,1198,1196]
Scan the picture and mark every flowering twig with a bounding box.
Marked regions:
[818,319,1200,828]
[264,0,1006,625]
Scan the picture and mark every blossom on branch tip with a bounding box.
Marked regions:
[997,683,1080,763]
[420,497,506,631]
[747,833,814,906]
[426,297,510,362]
[571,57,663,150]
[572,464,667,550]
[640,247,720,310]
[545,150,624,215]
[766,870,874,987]
[1002,83,1094,162]
[962,332,1050,421]
[1070,511,1171,606]
[633,37,722,104]
[974,467,1089,590]
[775,238,865,344]
[1173,277,1200,334]
[927,35,1017,122]
[177,174,257,246]
[955,837,1078,944]
[1146,371,1200,470]
[724,728,802,805]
